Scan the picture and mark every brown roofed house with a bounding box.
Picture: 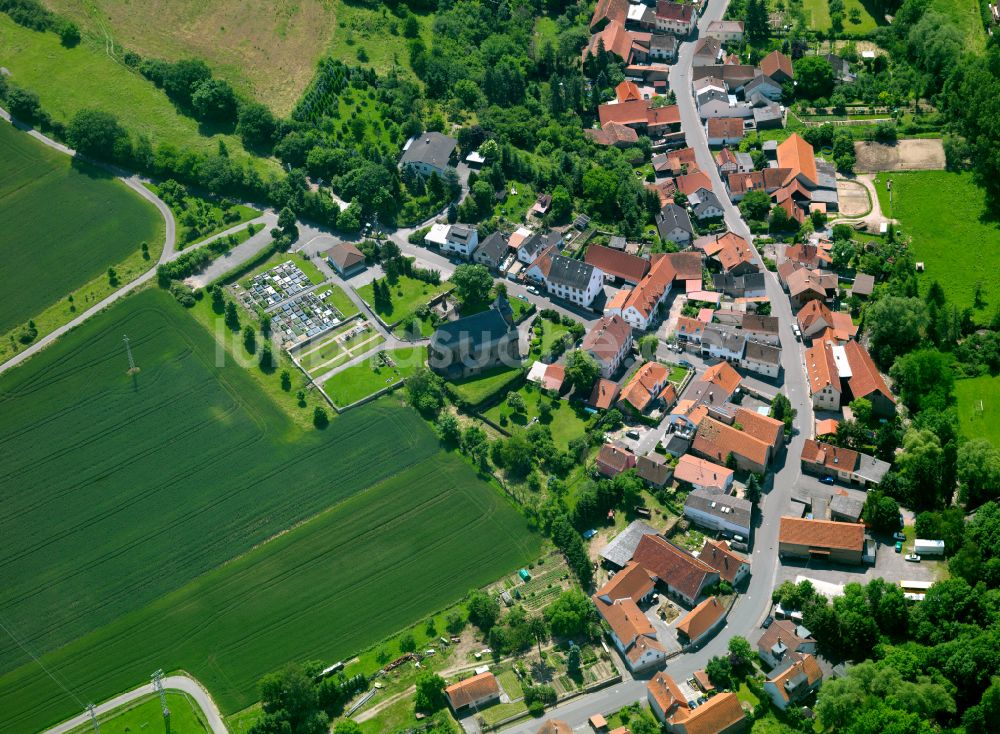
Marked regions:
[776,133,817,188]
[700,538,750,585]
[757,618,817,667]
[536,720,573,734]
[595,560,656,604]
[637,453,673,487]
[590,0,629,32]
[647,671,688,722]
[445,672,501,712]
[761,50,794,84]
[326,242,367,276]
[586,121,641,148]
[764,652,823,710]
[676,596,726,646]
[778,516,865,565]
[619,361,671,413]
[843,340,896,417]
[589,378,622,409]
[597,442,638,477]
[585,244,651,284]
[583,313,634,378]
[692,414,776,474]
[706,117,746,145]
[666,691,747,734]
[632,534,719,605]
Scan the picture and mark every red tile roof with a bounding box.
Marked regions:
[674,454,733,491]
[779,516,865,552]
[675,171,713,197]
[769,653,823,704]
[761,50,794,80]
[620,361,670,412]
[647,104,681,128]
[616,80,643,102]
[585,122,640,147]
[776,133,817,188]
[597,442,638,476]
[669,691,746,734]
[590,0,628,30]
[632,534,716,601]
[676,596,726,641]
[706,117,745,141]
[596,561,656,603]
[648,672,687,717]
[445,672,500,709]
[805,339,839,395]
[585,244,650,282]
[801,438,859,472]
[584,313,633,364]
[598,98,650,127]
[843,340,894,405]
[693,416,772,468]
[589,378,621,409]
[592,595,656,644]
[656,0,696,22]
[733,407,783,449]
[699,539,747,583]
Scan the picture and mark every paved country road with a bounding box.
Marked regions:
[41,674,227,734]
[499,1,815,731]
[0,106,279,378]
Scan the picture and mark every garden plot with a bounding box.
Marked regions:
[242,260,316,310]
[293,321,385,373]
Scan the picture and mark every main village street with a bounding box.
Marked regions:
[500,0,816,730]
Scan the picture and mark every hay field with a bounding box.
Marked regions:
[0,123,162,334]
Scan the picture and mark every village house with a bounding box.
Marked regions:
[619,361,674,414]
[758,619,818,668]
[715,147,754,175]
[656,202,696,246]
[544,255,604,307]
[444,672,500,714]
[753,102,785,130]
[597,441,638,477]
[608,251,703,330]
[399,132,457,177]
[653,0,697,36]
[696,86,752,120]
[744,73,784,103]
[741,340,782,378]
[585,121,641,148]
[442,224,479,259]
[796,300,857,341]
[764,653,824,710]
[804,339,896,416]
[706,19,745,42]
[583,314,634,378]
[632,533,719,606]
[649,33,679,62]
[584,20,650,65]
[674,454,734,493]
[589,378,621,410]
[684,488,753,539]
[690,188,726,221]
[778,516,866,565]
[725,167,792,201]
[472,230,509,270]
[675,315,706,345]
[592,593,668,672]
[800,439,891,486]
[595,561,656,605]
[692,36,723,65]
[600,519,661,568]
[325,242,366,277]
[740,314,780,345]
[585,244,650,285]
[701,324,746,362]
[708,117,748,147]
[637,453,674,487]
[692,408,783,474]
[429,296,520,379]
[712,271,766,298]
[650,682,747,734]
[760,50,794,84]
[700,538,750,586]
[676,596,727,647]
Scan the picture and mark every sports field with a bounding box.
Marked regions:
[956,375,1000,448]
[0,122,162,334]
[875,171,1000,318]
[0,288,538,731]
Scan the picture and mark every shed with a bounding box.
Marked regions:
[519,569,532,581]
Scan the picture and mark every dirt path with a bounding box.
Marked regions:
[829,174,895,232]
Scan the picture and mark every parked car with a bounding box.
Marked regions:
[516,293,528,301]
[905,554,921,562]
[762,615,774,629]
[893,532,906,542]
[895,541,903,553]
[679,360,693,369]
[898,513,905,528]
[819,476,834,485]
[526,285,539,295]
[626,429,640,439]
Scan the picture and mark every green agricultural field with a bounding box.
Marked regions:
[874,171,1000,318]
[0,288,445,677]
[358,275,450,325]
[0,122,162,336]
[323,346,427,407]
[69,692,208,734]
[0,16,271,170]
[956,376,1000,448]
[0,451,538,731]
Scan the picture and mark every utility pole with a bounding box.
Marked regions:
[123,335,140,375]
[151,669,170,720]
[85,703,100,733]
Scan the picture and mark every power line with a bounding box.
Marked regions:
[0,614,85,709]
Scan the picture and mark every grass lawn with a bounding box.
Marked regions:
[322,284,360,318]
[510,297,535,322]
[0,16,272,172]
[0,122,162,337]
[667,363,690,384]
[956,375,1000,448]
[449,365,525,406]
[484,384,593,449]
[801,0,881,34]
[145,182,259,248]
[0,290,539,730]
[536,319,572,356]
[45,0,338,116]
[357,275,450,325]
[68,692,208,734]
[874,171,1000,319]
[479,700,528,728]
[323,346,427,407]
[494,180,537,224]
[296,325,384,373]
[930,0,986,52]
[736,681,761,706]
